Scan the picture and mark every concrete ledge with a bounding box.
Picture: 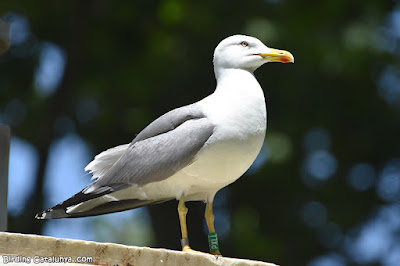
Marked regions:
[0,232,278,266]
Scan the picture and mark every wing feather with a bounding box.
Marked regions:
[86,103,214,193]
[85,144,129,180]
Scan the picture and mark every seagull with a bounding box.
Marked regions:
[36,34,294,255]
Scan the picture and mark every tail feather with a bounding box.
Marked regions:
[35,185,172,219]
[35,198,170,219]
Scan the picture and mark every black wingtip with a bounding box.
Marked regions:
[35,207,70,219]
[35,211,48,219]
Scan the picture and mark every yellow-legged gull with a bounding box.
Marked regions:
[36,34,294,255]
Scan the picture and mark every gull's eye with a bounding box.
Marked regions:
[240,41,249,47]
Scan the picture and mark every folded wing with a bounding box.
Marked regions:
[36,104,214,219]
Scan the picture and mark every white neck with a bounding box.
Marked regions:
[197,67,267,129]
[196,67,267,151]
[214,68,263,99]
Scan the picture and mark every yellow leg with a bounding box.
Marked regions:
[178,196,204,254]
[205,202,221,255]
[205,202,215,233]
[178,196,191,251]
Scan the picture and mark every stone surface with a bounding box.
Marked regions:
[0,232,278,266]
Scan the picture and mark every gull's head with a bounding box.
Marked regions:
[213,35,294,73]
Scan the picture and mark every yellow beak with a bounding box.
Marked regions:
[259,48,294,63]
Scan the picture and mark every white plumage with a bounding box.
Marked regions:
[36,34,293,254]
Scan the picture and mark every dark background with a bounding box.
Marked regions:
[1,1,400,265]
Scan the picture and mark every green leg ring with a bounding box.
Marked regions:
[208,232,220,254]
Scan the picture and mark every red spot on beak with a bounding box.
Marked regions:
[280,56,291,63]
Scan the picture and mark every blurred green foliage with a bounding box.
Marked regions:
[1,0,399,265]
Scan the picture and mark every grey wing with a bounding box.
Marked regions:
[86,104,214,192]
[132,103,208,143]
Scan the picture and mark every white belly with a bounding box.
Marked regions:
[121,131,265,202]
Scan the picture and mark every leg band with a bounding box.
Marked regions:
[181,237,189,248]
[208,232,219,252]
